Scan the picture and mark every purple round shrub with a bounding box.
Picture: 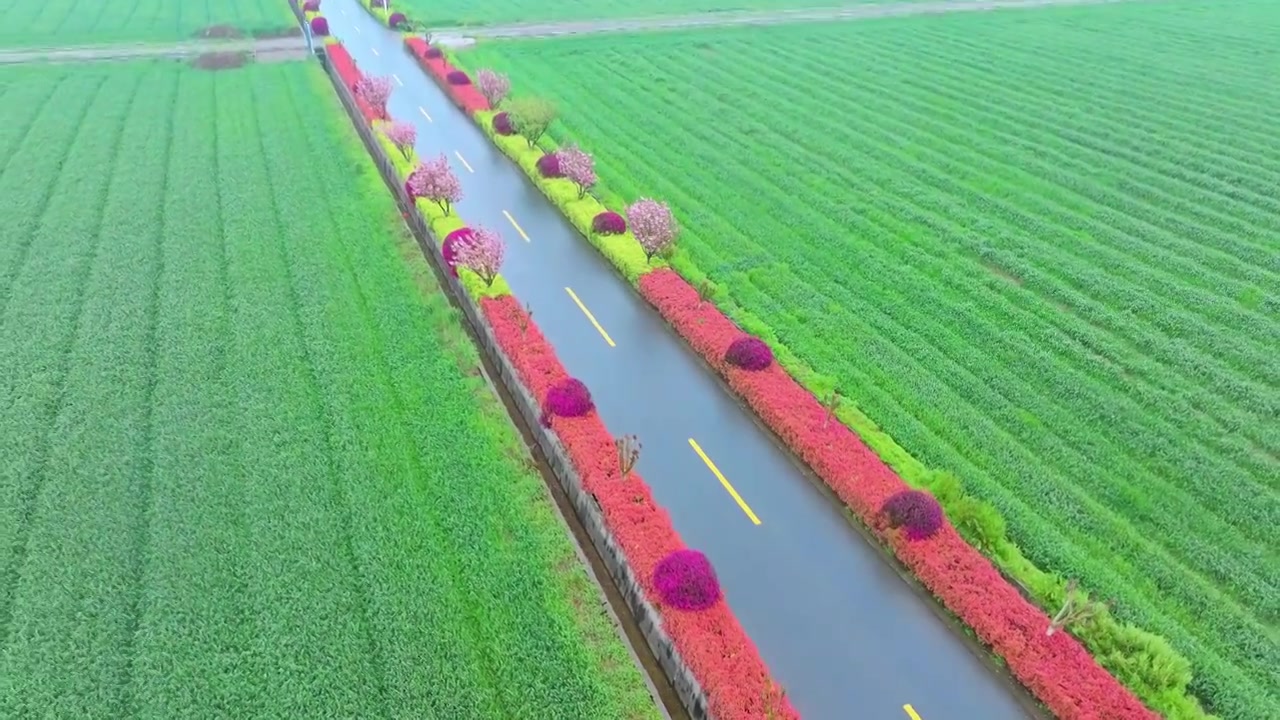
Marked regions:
[302,0,320,12]
[309,16,329,35]
[425,46,443,59]
[591,211,626,236]
[881,490,945,541]
[388,11,406,27]
[724,336,773,371]
[447,70,471,86]
[539,378,593,427]
[537,153,563,179]
[442,228,474,278]
[492,112,515,136]
[653,550,721,611]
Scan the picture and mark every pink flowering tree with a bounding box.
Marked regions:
[627,198,678,261]
[407,154,463,214]
[557,145,596,199]
[453,226,505,286]
[383,121,416,159]
[356,75,393,119]
[475,69,510,108]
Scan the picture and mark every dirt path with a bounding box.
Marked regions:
[428,0,1153,42]
[0,36,309,65]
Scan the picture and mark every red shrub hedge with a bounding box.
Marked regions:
[481,294,797,720]
[404,37,489,114]
[637,268,1156,720]
[325,44,378,122]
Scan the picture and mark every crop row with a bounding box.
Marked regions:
[0,0,296,48]
[323,34,793,720]
[0,57,655,717]
[442,2,1279,714]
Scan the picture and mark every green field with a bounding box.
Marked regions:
[460,0,1280,716]
[0,59,658,718]
[0,0,296,47]
[401,0,930,27]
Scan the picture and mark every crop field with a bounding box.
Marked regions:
[0,59,658,718]
[0,0,296,48]
[400,0,932,27]
[460,0,1280,716]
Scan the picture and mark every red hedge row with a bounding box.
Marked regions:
[481,294,798,720]
[326,44,379,122]
[637,269,1156,720]
[404,37,489,114]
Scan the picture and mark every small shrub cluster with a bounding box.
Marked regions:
[539,378,593,427]
[592,211,626,236]
[303,0,320,12]
[537,153,563,178]
[442,228,473,277]
[492,112,515,136]
[724,336,773,371]
[425,46,443,59]
[881,490,945,541]
[653,550,722,611]
[447,70,471,86]
[388,12,407,27]
[309,16,329,35]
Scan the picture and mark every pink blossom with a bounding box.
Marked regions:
[383,121,416,159]
[355,75,393,118]
[627,198,678,260]
[452,226,505,286]
[476,69,510,108]
[407,154,462,214]
[558,144,596,199]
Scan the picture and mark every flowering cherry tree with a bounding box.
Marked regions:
[557,145,596,199]
[453,226,505,286]
[407,154,462,214]
[355,75,393,119]
[627,198,678,261]
[383,121,416,159]
[476,69,510,108]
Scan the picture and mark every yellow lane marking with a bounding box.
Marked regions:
[393,74,403,86]
[904,704,922,720]
[502,210,530,242]
[371,47,379,56]
[565,287,616,347]
[454,150,474,173]
[688,439,761,525]
[419,106,433,122]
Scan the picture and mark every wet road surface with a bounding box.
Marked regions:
[324,4,1037,718]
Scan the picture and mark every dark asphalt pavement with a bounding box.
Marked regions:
[324,4,1036,718]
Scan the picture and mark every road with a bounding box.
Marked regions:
[325,3,1038,719]
[0,37,309,65]
[423,0,1147,41]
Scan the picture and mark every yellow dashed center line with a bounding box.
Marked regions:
[904,704,923,720]
[419,106,432,122]
[393,74,403,86]
[564,287,615,347]
[502,210,530,242]
[454,150,474,173]
[688,439,761,525]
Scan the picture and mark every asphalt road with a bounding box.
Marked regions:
[325,4,1037,719]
